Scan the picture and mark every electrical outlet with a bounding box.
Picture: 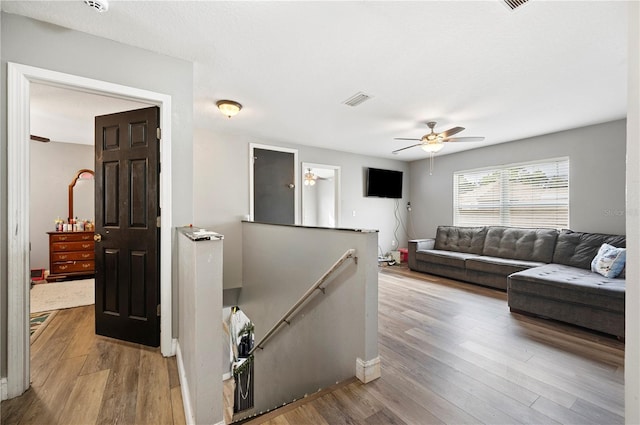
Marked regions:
[391,240,398,247]
[407,202,412,212]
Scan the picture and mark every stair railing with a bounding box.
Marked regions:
[248,248,357,355]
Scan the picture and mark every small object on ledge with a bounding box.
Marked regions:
[180,226,224,241]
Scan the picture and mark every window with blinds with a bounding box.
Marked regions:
[453,158,569,229]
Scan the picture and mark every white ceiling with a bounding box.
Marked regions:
[4,0,628,160]
[30,83,150,144]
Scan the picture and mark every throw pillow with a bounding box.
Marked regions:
[591,243,626,278]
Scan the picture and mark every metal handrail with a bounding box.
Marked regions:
[248,248,357,355]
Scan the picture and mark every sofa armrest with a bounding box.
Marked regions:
[410,239,435,251]
[408,239,435,270]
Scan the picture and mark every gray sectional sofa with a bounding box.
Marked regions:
[408,226,626,337]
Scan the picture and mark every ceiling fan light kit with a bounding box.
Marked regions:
[393,120,485,174]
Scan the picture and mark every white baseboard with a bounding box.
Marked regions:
[356,356,381,383]
[170,337,178,356]
[176,343,195,425]
[1,377,8,401]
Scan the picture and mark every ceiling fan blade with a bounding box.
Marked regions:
[392,144,422,154]
[394,137,421,141]
[438,126,465,138]
[30,135,50,143]
[443,136,485,143]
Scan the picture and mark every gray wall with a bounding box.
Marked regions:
[409,119,626,238]
[30,141,94,270]
[176,230,223,424]
[236,221,378,421]
[193,129,410,290]
[1,12,193,378]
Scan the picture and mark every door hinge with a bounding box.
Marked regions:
[157,127,161,140]
[157,304,161,317]
[156,216,161,228]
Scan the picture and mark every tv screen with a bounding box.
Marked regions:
[366,168,403,198]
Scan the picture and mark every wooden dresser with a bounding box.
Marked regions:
[47,231,95,281]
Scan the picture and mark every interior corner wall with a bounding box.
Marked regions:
[0,12,194,378]
[409,119,627,238]
[193,127,410,290]
[30,141,94,270]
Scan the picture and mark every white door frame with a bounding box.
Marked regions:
[6,62,174,399]
[248,143,299,224]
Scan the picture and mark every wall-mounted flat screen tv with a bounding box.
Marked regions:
[366,168,403,199]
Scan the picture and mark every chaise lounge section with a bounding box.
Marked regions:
[408,225,626,337]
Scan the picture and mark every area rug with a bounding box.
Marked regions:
[30,310,58,343]
[30,279,95,313]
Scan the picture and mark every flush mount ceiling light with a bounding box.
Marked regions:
[216,100,242,118]
[83,0,109,12]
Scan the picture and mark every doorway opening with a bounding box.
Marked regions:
[6,62,173,399]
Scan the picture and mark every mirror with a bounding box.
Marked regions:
[301,163,340,227]
[68,169,95,221]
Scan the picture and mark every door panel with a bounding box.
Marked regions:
[253,148,295,225]
[95,106,160,347]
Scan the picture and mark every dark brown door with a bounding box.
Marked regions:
[94,106,160,347]
[253,148,295,225]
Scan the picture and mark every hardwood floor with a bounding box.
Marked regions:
[245,266,625,425]
[3,268,625,424]
[1,305,185,425]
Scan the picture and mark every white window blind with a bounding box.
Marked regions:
[453,158,569,229]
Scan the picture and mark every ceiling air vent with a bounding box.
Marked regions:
[502,0,529,11]
[343,92,372,107]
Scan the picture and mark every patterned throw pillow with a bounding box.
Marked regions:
[591,243,627,278]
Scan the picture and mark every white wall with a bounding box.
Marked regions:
[29,141,94,270]
[1,12,193,378]
[193,128,410,289]
[409,120,626,238]
[626,2,639,422]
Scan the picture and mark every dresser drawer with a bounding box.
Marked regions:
[50,233,94,243]
[52,261,95,274]
[52,241,94,252]
[52,251,95,262]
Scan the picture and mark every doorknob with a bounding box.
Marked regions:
[288,183,295,189]
[94,234,102,242]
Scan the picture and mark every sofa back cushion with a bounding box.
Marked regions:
[434,226,487,254]
[553,229,626,270]
[482,226,558,263]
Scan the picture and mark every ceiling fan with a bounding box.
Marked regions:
[392,121,485,155]
[393,121,485,174]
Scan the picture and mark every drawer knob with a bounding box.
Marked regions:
[94,234,102,242]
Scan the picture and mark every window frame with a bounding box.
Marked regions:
[453,157,570,229]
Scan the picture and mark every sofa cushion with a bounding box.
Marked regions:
[508,264,625,310]
[481,227,558,263]
[415,249,480,269]
[552,229,626,270]
[466,256,546,276]
[434,226,487,254]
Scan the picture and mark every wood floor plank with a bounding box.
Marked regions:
[167,355,181,388]
[134,347,174,425]
[171,386,187,425]
[58,369,110,425]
